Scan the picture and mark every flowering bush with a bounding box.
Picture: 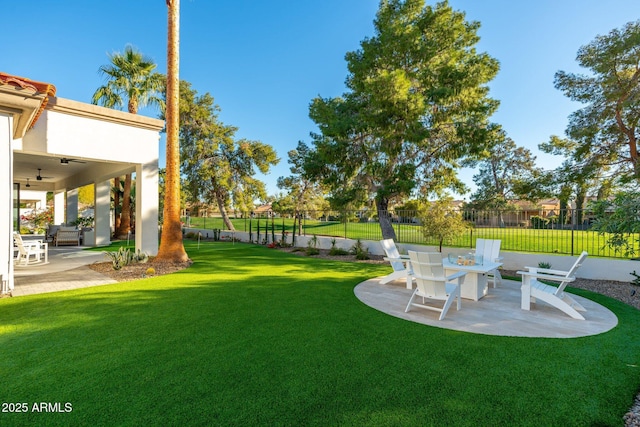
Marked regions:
[21,207,54,233]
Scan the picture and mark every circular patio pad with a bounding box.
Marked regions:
[354,277,618,338]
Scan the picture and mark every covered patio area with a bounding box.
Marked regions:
[1,72,164,294]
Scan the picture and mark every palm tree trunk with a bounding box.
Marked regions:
[156,0,188,262]
[116,173,132,238]
[113,177,120,235]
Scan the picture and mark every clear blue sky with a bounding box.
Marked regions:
[4,0,640,200]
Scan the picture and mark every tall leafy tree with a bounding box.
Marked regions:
[92,44,164,239]
[466,126,543,211]
[274,142,328,235]
[538,135,609,225]
[156,0,189,262]
[178,82,279,230]
[554,20,640,184]
[274,142,327,216]
[304,0,499,240]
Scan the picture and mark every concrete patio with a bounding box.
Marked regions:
[11,246,115,297]
[355,277,618,338]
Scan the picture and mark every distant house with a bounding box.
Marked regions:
[468,199,563,227]
[253,204,273,217]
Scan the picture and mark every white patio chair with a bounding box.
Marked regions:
[13,232,49,266]
[475,238,503,287]
[517,251,588,320]
[405,251,466,320]
[379,239,412,289]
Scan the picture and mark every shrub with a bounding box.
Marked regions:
[104,248,149,270]
[538,262,552,269]
[306,235,320,256]
[145,267,156,276]
[329,238,349,256]
[350,239,370,260]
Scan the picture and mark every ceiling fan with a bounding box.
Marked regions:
[36,168,54,181]
[60,157,86,165]
[24,178,38,188]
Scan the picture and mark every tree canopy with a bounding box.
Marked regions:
[418,197,469,252]
[177,81,279,230]
[92,44,165,239]
[302,0,499,240]
[554,19,640,185]
[466,126,542,210]
[273,142,328,216]
[92,45,165,114]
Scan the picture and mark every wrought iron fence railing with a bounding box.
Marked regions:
[180,209,638,259]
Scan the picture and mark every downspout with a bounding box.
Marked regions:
[3,115,14,294]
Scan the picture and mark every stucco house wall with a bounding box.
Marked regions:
[1,73,163,294]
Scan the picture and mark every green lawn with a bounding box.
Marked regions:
[184,216,636,258]
[1,242,639,425]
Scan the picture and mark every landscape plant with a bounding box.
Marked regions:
[417,197,470,252]
[305,234,320,256]
[104,247,148,270]
[329,238,349,256]
[350,238,370,260]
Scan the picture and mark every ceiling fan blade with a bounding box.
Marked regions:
[36,168,54,180]
[60,157,86,164]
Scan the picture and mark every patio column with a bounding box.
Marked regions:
[67,188,78,225]
[135,161,159,256]
[94,179,111,247]
[53,190,65,225]
[0,113,14,293]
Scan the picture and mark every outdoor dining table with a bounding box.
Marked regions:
[441,259,503,301]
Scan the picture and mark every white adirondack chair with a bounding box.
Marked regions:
[13,232,49,266]
[475,238,503,287]
[405,251,466,320]
[517,251,588,320]
[380,239,412,289]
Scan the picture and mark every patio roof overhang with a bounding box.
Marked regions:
[13,96,165,192]
[0,72,55,139]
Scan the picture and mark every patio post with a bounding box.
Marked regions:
[67,188,79,226]
[94,179,111,247]
[53,190,65,225]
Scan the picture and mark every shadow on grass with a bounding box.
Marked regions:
[0,242,638,426]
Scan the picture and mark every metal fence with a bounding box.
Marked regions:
[181,208,639,259]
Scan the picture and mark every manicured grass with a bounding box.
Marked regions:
[1,242,639,425]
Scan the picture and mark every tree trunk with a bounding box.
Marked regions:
[113,177,120,235]
[375,197,397,241]
[215,192,235,231]
[156,0,188,263]
[575,183,587,226]
[559,199,568,226]
[116,173,132,238]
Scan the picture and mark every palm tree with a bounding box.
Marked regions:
[156,0,188,262]
[92,44,164,238]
